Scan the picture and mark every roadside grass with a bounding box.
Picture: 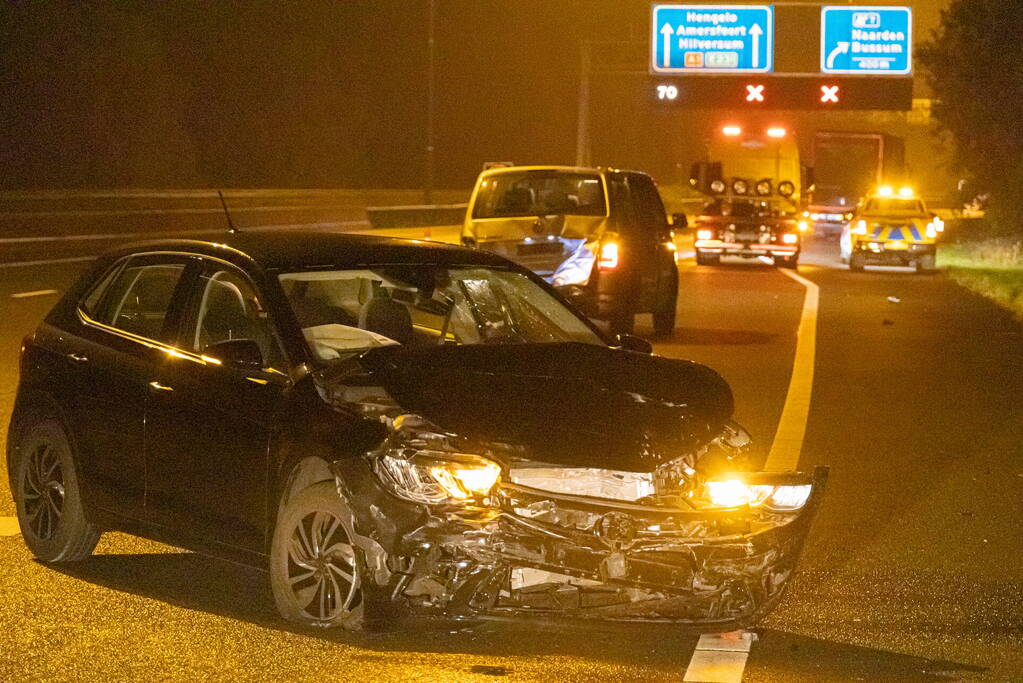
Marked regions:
[939,237,1023,320]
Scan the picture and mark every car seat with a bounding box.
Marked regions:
[358,295,413,345]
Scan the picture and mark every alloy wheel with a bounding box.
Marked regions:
[286,510,360,623]
[22,442,65,541]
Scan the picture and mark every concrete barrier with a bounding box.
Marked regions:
[366,204,467,229]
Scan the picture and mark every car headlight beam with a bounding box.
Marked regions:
[704,479,812,511]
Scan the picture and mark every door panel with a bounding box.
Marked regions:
[144,263,286,552]
[64,256,194,518]
[145,359,281,551]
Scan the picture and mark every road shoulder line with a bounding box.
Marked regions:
[765,268,820,471]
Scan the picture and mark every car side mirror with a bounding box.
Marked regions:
[204,338,264,368]
[616,333,653,354]
[671,213,688,229]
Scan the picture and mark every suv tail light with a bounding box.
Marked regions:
[598,242,619,269]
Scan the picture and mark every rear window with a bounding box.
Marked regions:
[472,171,606,219]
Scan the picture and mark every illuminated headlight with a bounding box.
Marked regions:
[797,220,810,233]
[732,179,749,195]
[377,450,501,505]
[704,479,812,511]
[706,479,772,507]
[696,229,714,241]
[766,484,812,510]
[852,219,868,235]
[778,181,795,198]
[755,180,772,196]
[781,233,798,244]
[710,179,726,194]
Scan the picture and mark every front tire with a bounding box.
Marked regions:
[695,251,720,266]
[13,419,100,562]
[849,252,865,272]
[653,272,678,337]
[270,481,393,630]
[774,254,799,269]
[916,253,937,274]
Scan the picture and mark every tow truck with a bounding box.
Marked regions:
[840,186,944,273]
[690,125,808,268]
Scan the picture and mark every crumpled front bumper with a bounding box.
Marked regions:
[396,467,828,630]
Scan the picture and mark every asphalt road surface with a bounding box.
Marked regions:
[1,230,1021,681]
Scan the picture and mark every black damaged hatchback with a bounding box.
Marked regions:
[6,232,826,631]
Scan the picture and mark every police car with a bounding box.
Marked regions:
[840,186,944,274]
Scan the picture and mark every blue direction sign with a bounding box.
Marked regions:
[821,6,912,75]
[651,4,773,74]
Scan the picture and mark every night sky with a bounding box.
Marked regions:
[0,1,949,191]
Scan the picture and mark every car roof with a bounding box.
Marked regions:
[478,165,649,180]
[102,231,514,272]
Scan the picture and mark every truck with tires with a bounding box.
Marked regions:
[807,131,905,229]
[689,124,807,268]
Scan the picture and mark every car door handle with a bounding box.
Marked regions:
[147,381,174,393]
[67,353,89,363]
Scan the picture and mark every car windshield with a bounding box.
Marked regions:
[279,265,604,360]
[863,198,927,216]
[472,171,607,219]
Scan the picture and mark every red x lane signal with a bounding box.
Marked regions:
[745,84,765,102]
[821,85,840,103]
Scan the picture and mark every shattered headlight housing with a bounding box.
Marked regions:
[704,478,812,511]
[378,451,501,505]
[373,414,502,505]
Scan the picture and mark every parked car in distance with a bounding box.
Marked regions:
[461,165,683,336]
[7,232,826,631]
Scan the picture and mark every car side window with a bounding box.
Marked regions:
[190,267,282,370]
[96,262,188,343]
[80,261,123,318]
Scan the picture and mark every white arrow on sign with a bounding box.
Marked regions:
[750,24,763,69]
[660,23,675,68]
[827,41,849,69]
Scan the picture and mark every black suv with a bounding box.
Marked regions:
[462,166,684,336]
[7,232,825,631]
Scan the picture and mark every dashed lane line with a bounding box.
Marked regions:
[765,268,820,471]
[683,631,757,683]
[10,289,58,299]
[0,517,20,537]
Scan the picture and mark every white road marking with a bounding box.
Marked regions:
[765,268,820,471]
[0,517,21,537]
[10,289,58,299]
[683,631,757,683]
